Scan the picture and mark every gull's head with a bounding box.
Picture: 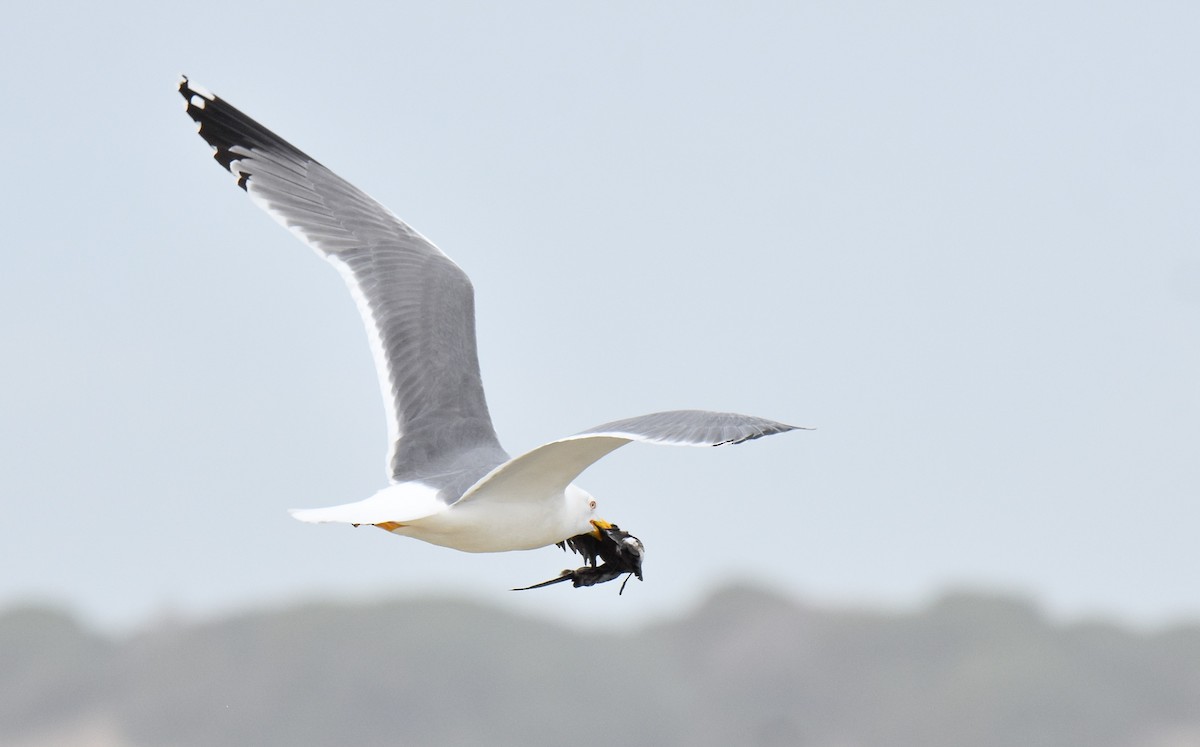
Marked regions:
[565,483,603,533]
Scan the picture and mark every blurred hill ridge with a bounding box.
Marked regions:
[3,585,1198,747]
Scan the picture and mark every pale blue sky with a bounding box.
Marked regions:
[2,1,1197,630]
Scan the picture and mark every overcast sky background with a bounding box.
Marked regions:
[1,1,1197,632]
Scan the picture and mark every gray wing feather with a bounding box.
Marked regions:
[578,409,802,445]
[179,78,506,481]
[457,410,802,506]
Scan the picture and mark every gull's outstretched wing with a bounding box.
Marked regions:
[179,78,506,481]
[456,410,804,506]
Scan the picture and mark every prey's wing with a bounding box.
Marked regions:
[456,410,803,506]
[179,78,505,481]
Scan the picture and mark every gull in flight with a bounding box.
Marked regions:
[179,77,803,589]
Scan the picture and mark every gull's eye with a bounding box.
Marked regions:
[589,500,597,510]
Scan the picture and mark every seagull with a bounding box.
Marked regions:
[178,77,804,587]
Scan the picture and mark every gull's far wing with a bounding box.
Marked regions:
[179,78,506,481]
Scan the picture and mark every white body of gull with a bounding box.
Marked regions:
[179,77,802,557]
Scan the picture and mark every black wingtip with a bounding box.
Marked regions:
[712,420,813,446]
[178,76,245,187]
[177,77,315,192]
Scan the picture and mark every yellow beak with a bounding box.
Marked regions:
[590,518,614,537]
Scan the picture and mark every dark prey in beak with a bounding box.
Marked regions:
[513,524,645,594]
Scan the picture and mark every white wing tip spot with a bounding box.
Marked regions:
[181,77,216,100]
